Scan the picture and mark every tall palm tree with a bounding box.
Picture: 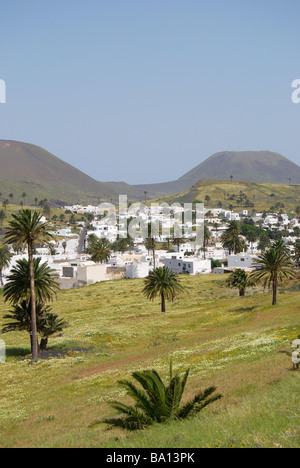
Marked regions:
[21,192,27,207]
[0,210,5,233]
[97,362,222,431]
[0,245,12,287]
[143,266,183,312]
[3,257,59,305]
[294,239,300,267]
[246,230,258,255]
[4,210,54,361]
[202,225,211,259]
[250,241,298,305]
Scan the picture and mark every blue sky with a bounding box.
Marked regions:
[1,0,300,184]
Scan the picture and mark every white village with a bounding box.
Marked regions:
[1,201,299,290]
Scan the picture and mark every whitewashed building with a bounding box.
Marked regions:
[164,256,211,275]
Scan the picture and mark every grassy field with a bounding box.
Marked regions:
[153,179,300,213]
[0,274,299,448]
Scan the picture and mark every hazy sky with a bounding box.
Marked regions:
[1,0,300,184]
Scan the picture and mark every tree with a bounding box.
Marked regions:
[0,210,5,233]
[113,237,134,254]
[0,245,12,287]
[98,362,222,431]
[145,223,159,269]
[250,240,298,306]
[4,210,54,361]
[3,257,60,305]
[294,239,300,267]
[226,268,255,296]
[202,225,211,260]
[1,300,67,352]
[21,192,27,207]
[2,199,9,212]
[88,238,111,264]
[143,266,183,312]
[221,221,244,254]
[39,311,68,351]
[257,233,271,253]
[246,230,258,255]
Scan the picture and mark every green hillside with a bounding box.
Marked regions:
[0,275,299,448]
[152,179,300,213]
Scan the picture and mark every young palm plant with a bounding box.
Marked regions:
[99,362,222,431]
[4,210,54,361]
[39,311,68,351]
[226,268,255,296]
[1,301,67,352]
[143,266,184,312]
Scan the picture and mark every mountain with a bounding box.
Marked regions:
[0,140,147,205]
[135,151,300,194]
[1,142,299,207]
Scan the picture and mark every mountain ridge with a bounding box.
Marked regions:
[0,141,299,205]
[134,150,300,194]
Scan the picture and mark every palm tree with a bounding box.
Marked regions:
[250,241,298,305]
[89,238,111,264]
[294,239,300,267]
[4,210,54,361]
[1,300,42,338]
[226,268,255,296]
[143,266,183,312]
[1,301,67,352]
[3,257,59,305]
[0,245,12,287]
[21,192,27,207]
[145,223,159,269]
[98,362,222,431]
[202,225,211,259]
[0,210,5,233]
[2,199,9,212]
[39,311,68,351]
[221,220,244,254]
[246,231,258,255]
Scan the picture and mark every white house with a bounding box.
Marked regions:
[164,257,211,275]
[227,254,258,269]
[126,262,150,279]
